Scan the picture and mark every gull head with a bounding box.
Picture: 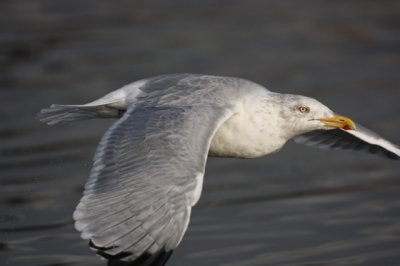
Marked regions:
[277,94,356,138]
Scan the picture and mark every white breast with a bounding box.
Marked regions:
[209,94,288,158]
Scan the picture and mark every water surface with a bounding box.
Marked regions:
[1,1,400,265]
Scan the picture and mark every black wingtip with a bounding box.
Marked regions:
[106,250,173,266]
[89,240,173,266]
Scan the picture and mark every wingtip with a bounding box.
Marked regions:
[388,148,400,160]
[36,105,64,126]
[105,248,173,266]
[88,239,173,266]
[36,104,95,125]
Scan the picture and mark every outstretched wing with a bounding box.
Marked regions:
[73,104,234,263]
[294,123,400,160]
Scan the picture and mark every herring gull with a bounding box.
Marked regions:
[38,74,400,266]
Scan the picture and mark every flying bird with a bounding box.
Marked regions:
[38,74,400,266]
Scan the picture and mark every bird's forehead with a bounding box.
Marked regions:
[299,97,324,107]
[282,94,320,106]
[281,94,332,114]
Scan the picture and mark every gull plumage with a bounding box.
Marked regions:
[38,74,400,266]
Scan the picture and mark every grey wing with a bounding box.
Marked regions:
[294,123,400,160]
[73,104,234,262]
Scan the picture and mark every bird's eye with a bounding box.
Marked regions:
[297,106,310,113]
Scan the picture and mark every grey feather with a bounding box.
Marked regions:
[73,103,234,261]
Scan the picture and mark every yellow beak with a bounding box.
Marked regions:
[319,114,356,130]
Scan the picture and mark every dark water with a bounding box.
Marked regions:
[1,1,400,265]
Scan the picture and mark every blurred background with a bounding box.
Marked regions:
[1,0,400,265]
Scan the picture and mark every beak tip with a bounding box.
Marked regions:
[342,124,356,131]
[320,114,356,130]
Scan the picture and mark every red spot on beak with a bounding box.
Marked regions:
[342,125,351,130]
